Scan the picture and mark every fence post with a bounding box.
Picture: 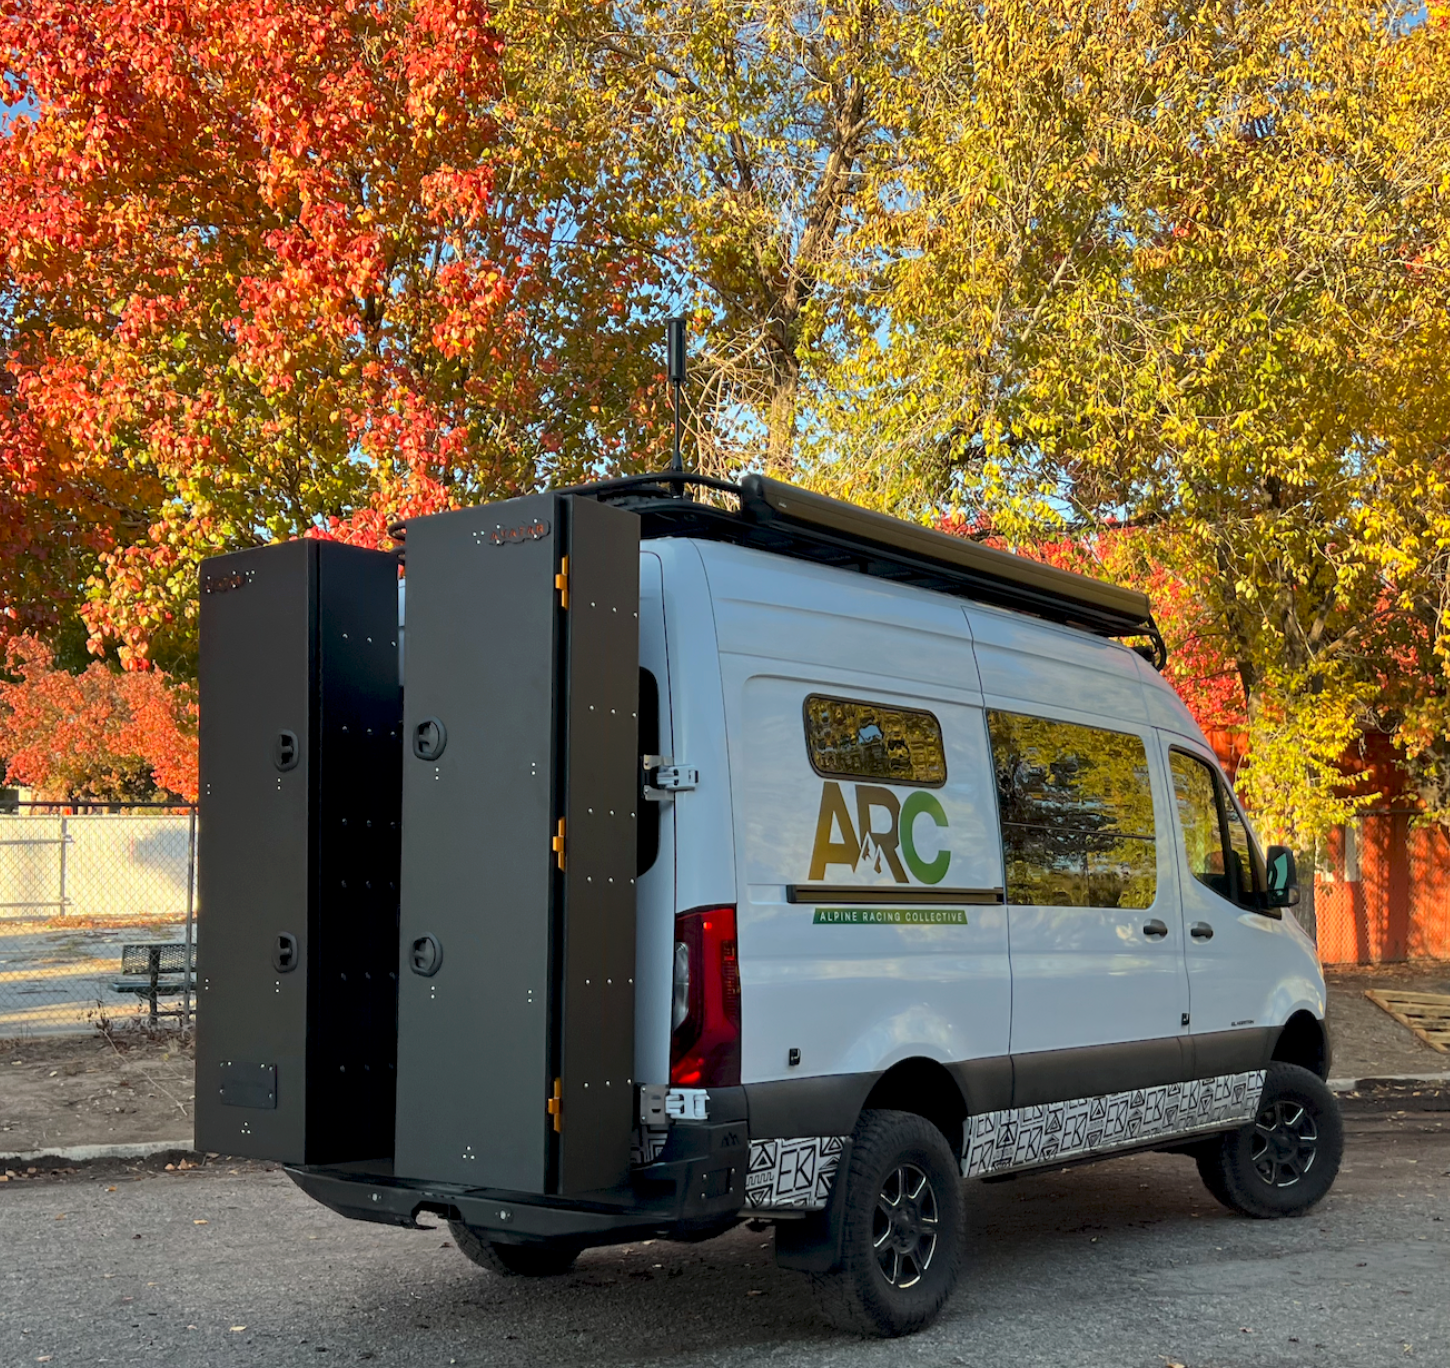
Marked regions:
[183,807,196,1027]
[57,813,69,915]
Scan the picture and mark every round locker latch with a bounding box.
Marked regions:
[274,730,300,772]
[413,717,447,761]
[410,935,443,977]
[272,932,299,973]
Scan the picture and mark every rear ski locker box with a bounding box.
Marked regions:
[194,539,403,1164]
[394,494,639,1195]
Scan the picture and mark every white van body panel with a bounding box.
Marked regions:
[1135,652,1206,735]
[654,541,737,917]
[968,602,1150,724]
[697,542,1009,1088]
[957,605,1191,1058]
[985,710,1192,1059]
[634,551,678,1087]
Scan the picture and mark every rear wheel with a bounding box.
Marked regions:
[1195,1063,1343,1218]
[812,1109,964,1337]
[448,1221,581,1276]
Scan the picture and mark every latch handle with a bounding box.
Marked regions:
[643,757,698,801]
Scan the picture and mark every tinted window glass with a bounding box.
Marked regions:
[1169,751,1225,895]
[1225,799,1264,902]
[1169,749,1261,906]
[804,695,946,788]
[986,711,1157,908]
[638,668,661,876]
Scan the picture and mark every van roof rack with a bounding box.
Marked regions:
[575,472,1166,667]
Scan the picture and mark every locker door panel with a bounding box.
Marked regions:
[394,496,560,1191]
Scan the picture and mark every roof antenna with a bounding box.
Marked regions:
[667,316,687,483]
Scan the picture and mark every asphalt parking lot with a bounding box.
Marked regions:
[1,1095,1446,1368]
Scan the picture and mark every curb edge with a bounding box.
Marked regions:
[1,1138,196,1166]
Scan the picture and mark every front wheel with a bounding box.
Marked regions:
[812,1109,964,1337]
[1195,1062,1343,1218]
[448,1221,581,1276]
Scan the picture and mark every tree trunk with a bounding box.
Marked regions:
[765,359,800,476]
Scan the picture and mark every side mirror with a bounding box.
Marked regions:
[1264,845,1300,908]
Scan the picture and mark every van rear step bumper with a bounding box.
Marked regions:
[285,1119,748,1246]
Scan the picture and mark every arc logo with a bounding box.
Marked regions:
[808,781,951,885]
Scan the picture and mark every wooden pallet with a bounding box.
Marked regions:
[1364,990,1450,1055]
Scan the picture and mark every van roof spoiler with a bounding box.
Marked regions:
[569,471,1166,669]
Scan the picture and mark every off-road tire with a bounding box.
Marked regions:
[811,1109,964,1337]
[448,1221,581,1276]
[1195,1062,1343,1219]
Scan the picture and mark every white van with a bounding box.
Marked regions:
[195,473,1339,1339]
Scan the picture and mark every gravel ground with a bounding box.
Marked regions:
[1,1091,1446,1368]
[0,1030,194,1154]
[1324,963,1450,1078]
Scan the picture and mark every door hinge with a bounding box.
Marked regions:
[552,817,566,870]
[548,1077,563,1133]
[643,756,698,801]
[554,555,569,610]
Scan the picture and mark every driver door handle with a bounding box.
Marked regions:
[1190,921,1215,940]
[1142,919,1168,939]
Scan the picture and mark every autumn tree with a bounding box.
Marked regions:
[813,0,1450,843]
[0,0,668,674]
[507,0,891,474]
[0,634,197,802]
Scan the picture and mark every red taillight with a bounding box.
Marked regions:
[669,906,741,1087]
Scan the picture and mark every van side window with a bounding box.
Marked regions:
[803,695,946,787]
[638,668,661,875]
[986,711,1157,908]
[1169,750,1263,907]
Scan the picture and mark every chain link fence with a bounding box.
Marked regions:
[0,802,197,1037]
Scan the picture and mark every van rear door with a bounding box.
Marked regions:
[633,550,677,1089]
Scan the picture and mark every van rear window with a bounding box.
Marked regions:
[803,695,947,788]
[986,710,1156,908]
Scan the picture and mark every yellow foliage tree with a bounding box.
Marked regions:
[505,0,889,473]
[805,0,1450,843]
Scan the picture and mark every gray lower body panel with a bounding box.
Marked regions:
[740,1027,1278,1141]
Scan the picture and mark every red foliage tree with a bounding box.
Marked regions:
[0,634,197,802]
[0,0,665,673]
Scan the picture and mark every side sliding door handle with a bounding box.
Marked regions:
[1142,919,1168,939]
[1190,921,1214,940]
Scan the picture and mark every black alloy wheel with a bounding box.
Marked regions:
[1195,1062,1343,1218]
[812,1109,964,1336]
[1250,1097,1319,1188]
[873,1163,939,1289]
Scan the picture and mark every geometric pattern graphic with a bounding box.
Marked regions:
[745,1135,847,1210]
[963,1069,1266,1179]
[630,1126,670,1167]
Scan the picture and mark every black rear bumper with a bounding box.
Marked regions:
[286,1117,749,1247]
